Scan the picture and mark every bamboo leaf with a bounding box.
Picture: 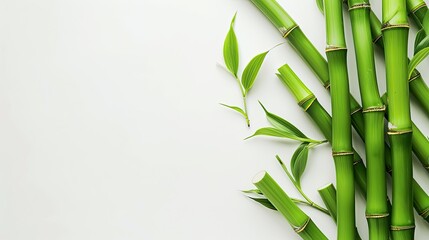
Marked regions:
[316,0,324,14]
[220,103,247,118]
[241,51,268,94]
[408,47,429,79]
[415,34,429,55]
[290,143,310,188]
[242,189,263,195]
[259,101,307,138]
[246,196,277,210]
[223,13,239,77]
[245,127,317,143]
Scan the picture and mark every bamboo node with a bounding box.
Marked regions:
[381,23,410,31]
[409,72,421,83]
[350,107,362,115]
[419,207,429,218]
[293,218,310,233]
[411,2,427,14]
[366,213,389,219]
[373,35,382,44]
[387,129,413,135]
[390,225,415,231]
[279,25,299,39]
[348,3,371,11]
[362,105,385,113]
[332,151,354,157]
[303,98,316,112]
[325,46,347,52]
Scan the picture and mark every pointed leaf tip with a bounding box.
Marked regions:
[409,47,429,79]
[241,51,268,94]
[223,13,239,77]
[290,143,310,187]
[257,103,307,138]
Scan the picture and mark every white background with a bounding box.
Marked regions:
[0,0,429,239]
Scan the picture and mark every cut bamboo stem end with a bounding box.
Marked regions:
[252,171,328,239]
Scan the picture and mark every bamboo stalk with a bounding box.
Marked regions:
[381,94,429,171]
[407,0,428,27]
[382,0,414,238]
[324,1,355,238]
[278,65,429,225]
[347,0,389,238]
[345,3,429,174]
[253,171,328,239]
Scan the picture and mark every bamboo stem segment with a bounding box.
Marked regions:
[325,1,355,238]
[347,0,389,238]
[253,171,328,239]
[382,0,414,238]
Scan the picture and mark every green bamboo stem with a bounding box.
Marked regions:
[253,171,328,240]
[381,94,429,171]
[382,0,414,238]
[363,6,429,120]
[250,0,429,226]
[324,1,355,238]
[278,65,429,225]
[318,184,362,240]
[347,0,389,238]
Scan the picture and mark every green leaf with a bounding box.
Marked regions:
[316,0,324,14]
[246,196,277,210]
[245,127,317,143]
[223,13,239,77]
[408,47,429,79]
[220,103,247,118]
[415,35,429,55]
[241,51,268,94]
[290,143,310,187]
[259,101,307,138]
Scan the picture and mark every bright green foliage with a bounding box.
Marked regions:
[409,47,429,78]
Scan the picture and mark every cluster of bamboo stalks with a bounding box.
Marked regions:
[223,0,429,239]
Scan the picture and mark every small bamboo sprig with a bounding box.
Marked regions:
[220,13,278,127]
